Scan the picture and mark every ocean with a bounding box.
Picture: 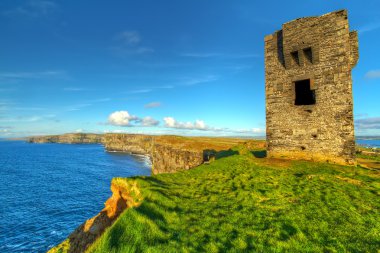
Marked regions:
[0,141,151,253]
[356,139,380,148]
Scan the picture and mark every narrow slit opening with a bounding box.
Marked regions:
[291,51,300,66]
[303,47,313,64]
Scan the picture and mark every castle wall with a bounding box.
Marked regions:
[265,10,358,165]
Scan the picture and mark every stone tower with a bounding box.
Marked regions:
[265,10,359,165]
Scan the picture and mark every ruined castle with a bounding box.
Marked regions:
[265,10,359,165]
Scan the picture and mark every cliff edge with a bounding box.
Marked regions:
[104,134,264,174]
[28,133,104,144]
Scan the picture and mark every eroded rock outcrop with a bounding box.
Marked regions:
[104,133,153,154]
[49,178,142,253]
[152,144,204,174]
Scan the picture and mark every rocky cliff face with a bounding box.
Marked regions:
[28,133,103,144]
[103,134,256,174]
[48,178,142,253]
[104,134,206,174]
[152,144,204,174]
[104,133,153,154]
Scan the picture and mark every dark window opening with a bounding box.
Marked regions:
[303,47,313,64]
[295,79,316,105]
[291,51,300,66]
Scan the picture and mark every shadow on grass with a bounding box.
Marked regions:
[203,149,239,162]
[140,177,169,189]
[251,150,267,158]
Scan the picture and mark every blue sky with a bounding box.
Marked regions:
[0,0,379,137]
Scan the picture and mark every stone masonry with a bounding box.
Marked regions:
[265,10,359,165]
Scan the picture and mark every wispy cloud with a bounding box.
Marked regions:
[0,87,17,92]
[63,87,85,92]
[365,70,380,79]
[180,52,259,59]
[89,98,111,103]
[128,89,153,94]
[0,114,57,123]
[358,22,380,34]
[144,102,161,108]
[2,0,58,18]
[355,113,369,119]
[141,116,159,126]
[120,74,218,96]
[183,75,219,86]
[111,30,154,56]
[65,103,92,112]
[13,107,46,111]
[63,98,110,112]
[0,70,66,81]
[180,53,222,58]
[116,31,141,45]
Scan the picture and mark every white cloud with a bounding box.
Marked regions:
[108,111,139,126]
[141,116,159,126]
[162,117,265,134]
[107,111,159,127]
[75,129,84,133]
[163,117,209,130]
[106,112,263,136]
[365,70,380,79]
[144,102,161,108]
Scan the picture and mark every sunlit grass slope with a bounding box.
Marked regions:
[89,148,380,252]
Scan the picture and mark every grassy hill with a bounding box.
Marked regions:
[82,146,380,252]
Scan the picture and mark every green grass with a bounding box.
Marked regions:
[88,149,380,252]
[357,153,380,162]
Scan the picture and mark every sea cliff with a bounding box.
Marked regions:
[30,133,262,174]
[28,133,103,144]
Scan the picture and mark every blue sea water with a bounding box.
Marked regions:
[356,139,380,148]
[0,141,151,253]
